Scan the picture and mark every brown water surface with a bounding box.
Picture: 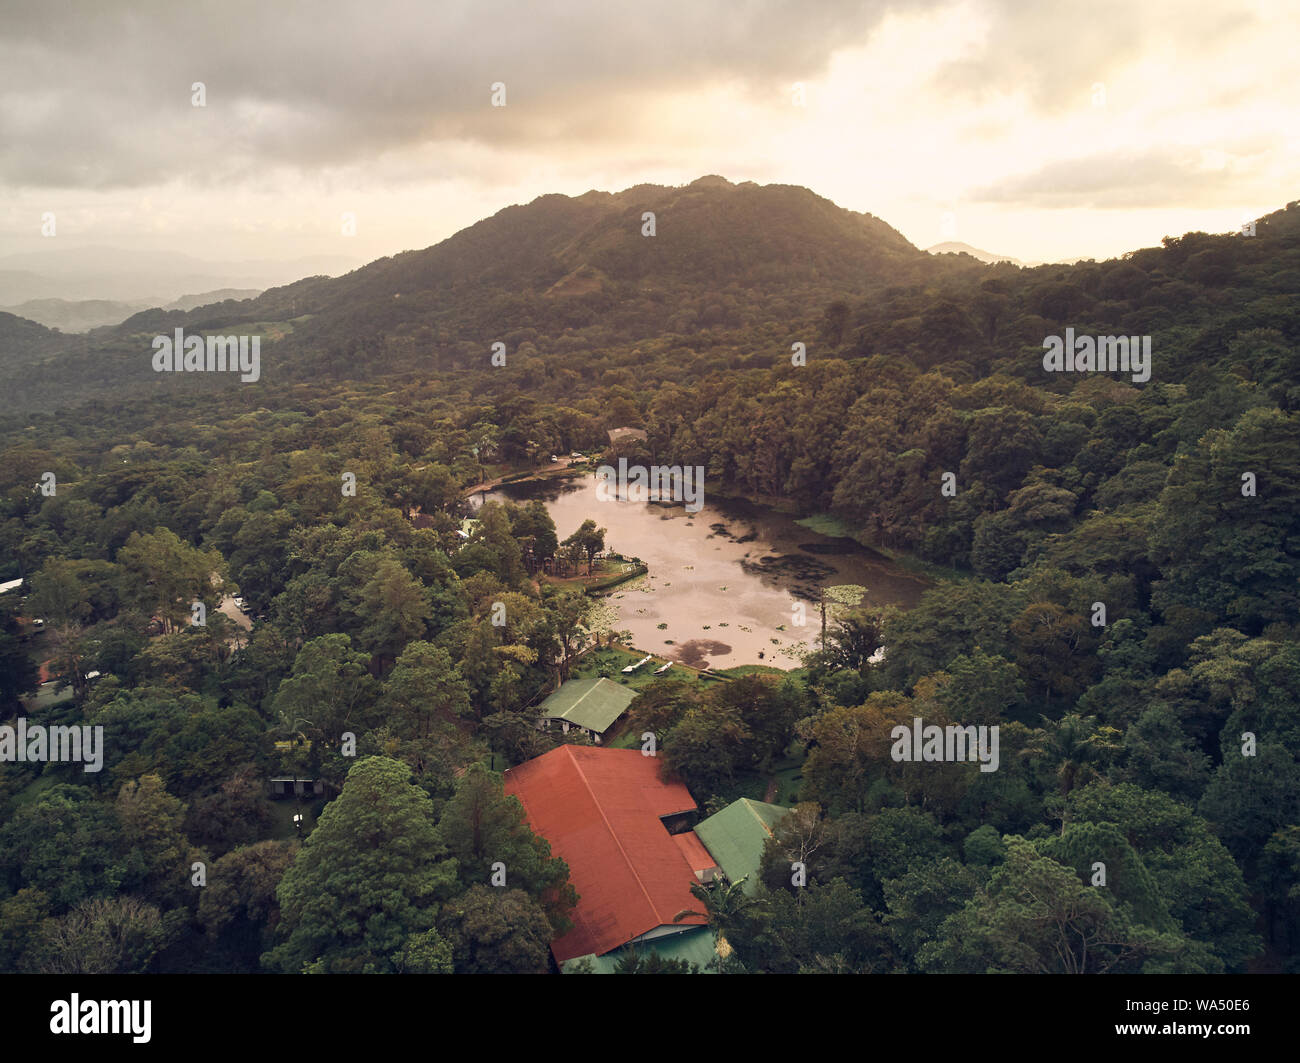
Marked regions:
[481,474,928,670]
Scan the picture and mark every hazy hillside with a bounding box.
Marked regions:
[927,241,1033,267]
[1,180,1296,420]
[0,311,75,370]
[0,298,150,332]
[165,288,264,313]
[0,177,931,413]
[0,246,354,305]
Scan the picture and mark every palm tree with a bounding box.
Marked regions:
[1023,713,1123,826]
[673,875,754,927]
[673,876,756,973]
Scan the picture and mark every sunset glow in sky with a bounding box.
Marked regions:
[2,0,1295,268]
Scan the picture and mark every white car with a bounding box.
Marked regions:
[233,597,250,614]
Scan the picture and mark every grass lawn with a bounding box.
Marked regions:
[571,645,747,693]
[716,664,789,679]
[570,646,677,692]
[768,762,805,807]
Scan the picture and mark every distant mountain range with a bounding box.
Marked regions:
[0,290,264,332]
[0,176,1292,418]
[925,241,1035,267]
[0,246,357,307]
[924,241,1086,268]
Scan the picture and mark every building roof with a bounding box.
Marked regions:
[694,798,791,893]
[673,831,720,878]
[560,925,718,974]
[537,677,636,734]
[607,426,648,443]
[0,578,23,594]
[503,746,706,961]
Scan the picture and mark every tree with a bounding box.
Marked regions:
[757,878,892,974]
[114,774,203,908]
[197,840,297,972]
[1010,602,1097,708]
[918,837,1188,974]
[800,693,915,815]
[434,764,576,932]
[0,610,39,712]
[662,704,751,799]
[546,589,590,682]
[184,765,275,857]
[758,803,829,892]
[22,896,169,974]
[437,886,553,974]
[1025,713,1122,799]
[1150,407,1300,632]
[272,633,379,747]
[1066,782,1261,971]
[348,556,431,664]
[613,948,699,974]
[380,641,471,739]
[562,519,606,575]
[265,757,457,973]
[0,785,125,911]
[393,927,454,973]
[509,499,559,565]
[116,527,222,633]
[882,857,981,970]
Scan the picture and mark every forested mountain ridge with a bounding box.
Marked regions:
[1,180,1296,419]
[0,177,926,413]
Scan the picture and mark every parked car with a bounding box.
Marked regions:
[233,596,249,614]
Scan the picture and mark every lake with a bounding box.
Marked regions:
[478,473,929,670]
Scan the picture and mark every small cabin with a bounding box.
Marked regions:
[268,777,320,798]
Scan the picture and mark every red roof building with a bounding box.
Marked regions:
[503,745,708,962]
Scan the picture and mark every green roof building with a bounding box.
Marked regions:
[694,798,791,894]
[537,677,636,740]
[560,925,718,974]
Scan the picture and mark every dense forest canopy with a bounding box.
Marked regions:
[1,177,1298,974]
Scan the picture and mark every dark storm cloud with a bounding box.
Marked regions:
[0,0,913,189]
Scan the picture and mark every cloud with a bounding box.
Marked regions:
[0,0,900,189]
[928,0,1260,114]
[966,141,1279,209]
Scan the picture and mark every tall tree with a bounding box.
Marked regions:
[265,757,457,973]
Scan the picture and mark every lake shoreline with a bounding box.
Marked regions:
[480,469,931,671]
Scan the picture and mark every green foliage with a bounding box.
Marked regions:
[265,757,457,973]
[1,183,1298,974]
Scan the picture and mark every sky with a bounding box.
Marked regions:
[1,0,1295,273]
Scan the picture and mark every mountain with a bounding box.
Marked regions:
[164,289,264,313]
[0,246,356,305]
[0,298,150,332]
[926,241,1033,267]
[0,176,935,413]
[0,311,69,371]
[0,289,266,333]
[277,174,927,345]
[1,180,1297,420]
